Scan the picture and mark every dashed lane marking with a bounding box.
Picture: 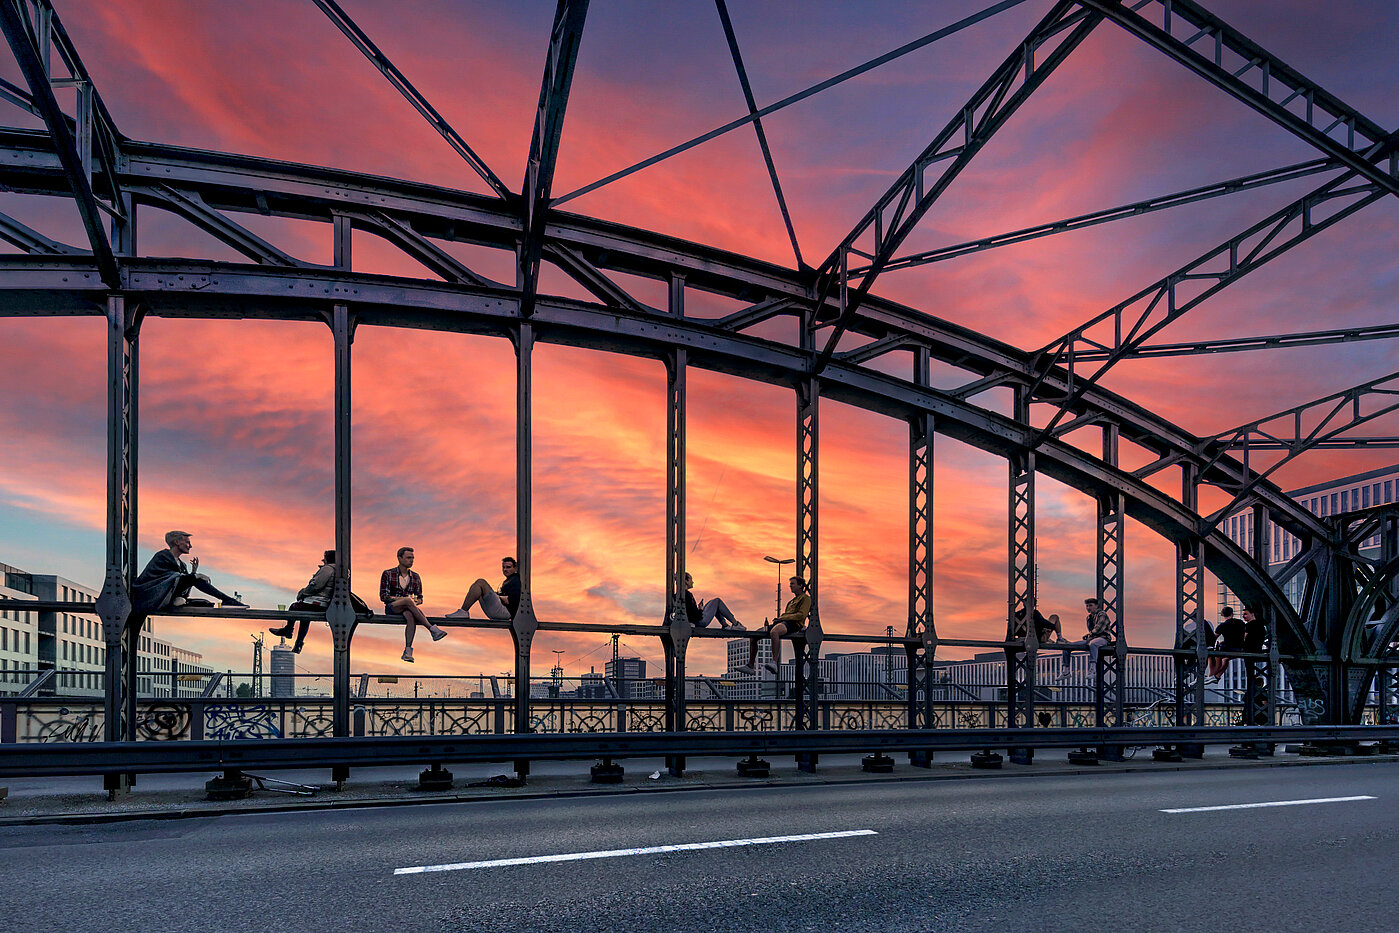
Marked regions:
[394,829,879,874]
[1161,795,1375,814]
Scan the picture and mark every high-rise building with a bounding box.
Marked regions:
[269,644,297,697]
[604,657,648,698]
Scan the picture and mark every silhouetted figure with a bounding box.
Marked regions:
[446,556,522,621]
[682,572,744,630]
[736,576,810,676]
[271,549,335,653]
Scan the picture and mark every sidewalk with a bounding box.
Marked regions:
[1,744,1393,826]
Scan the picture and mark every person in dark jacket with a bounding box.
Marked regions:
[1210,606,1244,681]
[680,573,744,630]
[270,549,335,653]
[446,556,522,621]
[131,530,247,615]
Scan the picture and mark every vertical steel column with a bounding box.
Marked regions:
[664,274,690,776]
[794,311,820,773]
[511,321,539,774]
[1000,388,1036,764]
[327,303,356,747]
[1095,426,1126,759]
[1174,464,1206,758]
[96,295,137,747]
[906,348,936,763]
[1246,505,1272,749]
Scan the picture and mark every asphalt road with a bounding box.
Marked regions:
[1,761,1394,932]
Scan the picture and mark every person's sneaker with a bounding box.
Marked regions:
[444,609,472,620]
[268,624,294,638]
[729,621,746,631]
[763,662,779,675]
[430,626,448,642]
[736,664,756,675]
[224,601,250,609]
[401,648,414,663]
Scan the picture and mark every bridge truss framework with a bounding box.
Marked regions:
[0,0,1396,773]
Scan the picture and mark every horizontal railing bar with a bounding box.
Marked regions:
[1,725,1395,777]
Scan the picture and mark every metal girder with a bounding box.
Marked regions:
[811,2,1102,372]
[1073,320,1399,361]
[838,335,911,366]
[519,0,588,318]
[1005,387,1036,742]
[347,208,502,287]
[1095,425,1126,741]
[1199,370,1399,531]
[0,208,78,253]
[542,242,650,313]
[512,321,539,745]
[552,0,1035,207]
[664,275,690,770]
[1081,0,1399,200]
[310,0,509,198]
[715,296,799,332]
[907,348,936,735]
[873,158,1335,274]
[93,295,136,744]
[1028,171,1389,446]
[328,303,355,738]
[138,185,305,266]
[1174,465,1207,741]
[714,0,802,269]
[0,0,117,285]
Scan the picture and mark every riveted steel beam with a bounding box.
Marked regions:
[519,0,588,318]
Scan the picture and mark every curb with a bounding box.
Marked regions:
[1,750,1393,828]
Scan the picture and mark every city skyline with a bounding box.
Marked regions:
[2,0,1397,676]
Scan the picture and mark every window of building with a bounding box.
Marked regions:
[1374,483,1382,504]
[1387,481,1394,503]
[1363,486,1371,508]
[1341,490,1350,511]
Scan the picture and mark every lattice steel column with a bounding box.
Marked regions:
[1246,505,1273,744]
[96,295,138,746]
[1095,426,1126,759]
[327,303,356,742]
[663,274,691,776]
[793,372,821,735]
[1004,388,1036,761]
[1173,464,1206,758]
[906,348,936,756]
[512,321,539,764]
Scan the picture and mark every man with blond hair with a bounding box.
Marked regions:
[132,530,248,615]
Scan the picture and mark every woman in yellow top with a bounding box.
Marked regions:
[737,576,810,676]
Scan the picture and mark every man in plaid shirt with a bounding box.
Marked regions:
[381,546,446,662]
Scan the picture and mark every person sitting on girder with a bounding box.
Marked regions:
[270,549,335,654]
[445,556,521,621]
[132,530,248,614]
[1081,596,1113,667]
[736,575,810,676]
[1208,606,1241,682]
[381,546,446,663]
[679,572,745,630]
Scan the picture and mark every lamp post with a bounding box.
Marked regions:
[763,555,795,616]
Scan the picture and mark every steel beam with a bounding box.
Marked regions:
[1094,425,1126,757]
[1073,320,1399,362]
[310,0,509,197]
[95,294,136,746]
[811,1,1101,372]
[1174,465,1206,753]
[906,347,936,740]
[1005,387,1036,759]
[714,0,802,268]
[327,303,356,740]
[1081,0,1399,199]
[138,185,304,266]
[511,321,539,751]
[876,158,1335,274]
[0,0,117,285]
[519,0,588,318]
[1029,171,1389,446]
[795,310,821,732]
[664,274,690,775]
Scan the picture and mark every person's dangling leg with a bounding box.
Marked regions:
[447,579,492,619]
[190,574,247,607]
[292,618,310,653]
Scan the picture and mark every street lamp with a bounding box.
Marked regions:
[763,555,795,616]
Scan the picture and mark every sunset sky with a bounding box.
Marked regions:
[1,0,1396,680]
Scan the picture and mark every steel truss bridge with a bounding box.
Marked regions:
[1,0,1398,782]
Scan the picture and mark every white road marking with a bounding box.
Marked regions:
[394,829,878,875]
[1161,795,1375,814]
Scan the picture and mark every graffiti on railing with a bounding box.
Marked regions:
[22,704,104,743]
[204,703,282,739]
[136,703,191,741]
